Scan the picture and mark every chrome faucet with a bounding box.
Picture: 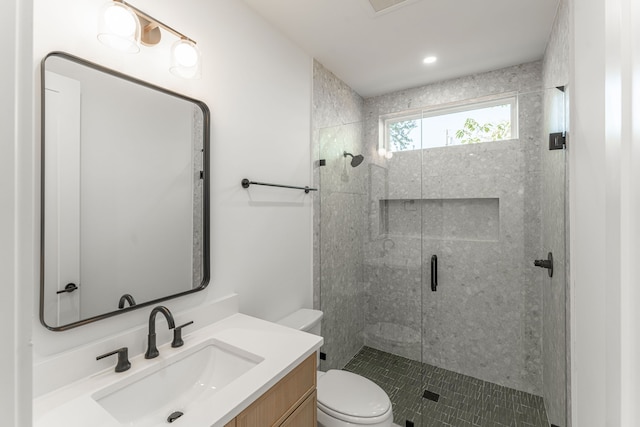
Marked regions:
[145,306,175,359]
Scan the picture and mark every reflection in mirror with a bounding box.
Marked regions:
[41,52,209,331]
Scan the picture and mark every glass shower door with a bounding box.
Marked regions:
[317,122,368,374]
[365,117,427,425]
[417,108,517,425]
[417,88,564,426]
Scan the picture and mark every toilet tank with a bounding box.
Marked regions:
[277,309,323,336]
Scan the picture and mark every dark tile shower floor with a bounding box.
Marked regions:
[343,347,549,427]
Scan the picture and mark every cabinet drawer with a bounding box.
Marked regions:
[236,353,316,427]
[280,390,316,427]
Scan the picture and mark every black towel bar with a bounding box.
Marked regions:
[241,178,317,194]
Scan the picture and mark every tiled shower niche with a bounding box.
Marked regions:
[379,198,500,241]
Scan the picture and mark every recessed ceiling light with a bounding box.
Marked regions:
[423,56,437,64]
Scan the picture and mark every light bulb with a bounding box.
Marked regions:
[174,42,198,67]
[385,151,394,159]
[105,4,136,37]
[170,39,201,79]
[97,2,140,53]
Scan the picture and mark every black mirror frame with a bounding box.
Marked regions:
[39,51,210,331]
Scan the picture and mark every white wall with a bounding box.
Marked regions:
[32,0,312,381]
[571,0,640,424]
[0,0,34,424]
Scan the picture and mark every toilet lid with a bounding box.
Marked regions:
[317,370,391,419]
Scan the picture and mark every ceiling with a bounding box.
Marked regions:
[241,0,560,98]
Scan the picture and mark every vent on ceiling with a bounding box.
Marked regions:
[367,0,409,13]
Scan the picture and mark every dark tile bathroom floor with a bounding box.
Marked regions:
[343,347,549,427]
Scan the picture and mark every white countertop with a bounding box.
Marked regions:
[33,313,323,427]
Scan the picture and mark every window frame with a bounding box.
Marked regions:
[381,93,519,153]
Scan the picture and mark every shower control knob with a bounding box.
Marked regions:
[534,252,553,277]
[534,259,551,268]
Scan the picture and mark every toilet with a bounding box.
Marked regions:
[277,309,395,427]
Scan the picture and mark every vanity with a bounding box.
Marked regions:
[33,313,322,427]
[226,349,317,427]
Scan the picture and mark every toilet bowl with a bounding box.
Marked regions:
[317,370,393,426]
[277,309,394,427]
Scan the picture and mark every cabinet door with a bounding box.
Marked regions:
[280,391,316,427]
[236,354,316,427]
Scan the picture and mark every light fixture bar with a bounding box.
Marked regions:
[114,0,196,44]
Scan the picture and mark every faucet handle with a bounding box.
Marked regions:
[171,321,194,348]
[96,347,131,372]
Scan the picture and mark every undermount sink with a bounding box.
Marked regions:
[91,339,263,426]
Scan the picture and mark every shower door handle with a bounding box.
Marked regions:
[431,255,438,292]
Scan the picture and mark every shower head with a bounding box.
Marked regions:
[343,151,364,167]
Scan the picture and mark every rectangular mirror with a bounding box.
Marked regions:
[40,52,210,331]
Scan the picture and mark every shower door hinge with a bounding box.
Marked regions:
[549,132,566,150]
[199,171,204,179]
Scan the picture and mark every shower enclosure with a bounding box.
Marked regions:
[315,62,568,426]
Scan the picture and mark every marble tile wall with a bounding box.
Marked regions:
[541,0,570,424]
[312,61,367,370]
[362,61,545,395]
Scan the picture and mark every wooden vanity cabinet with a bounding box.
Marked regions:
[279,390,316,427]
[225,353,317,427]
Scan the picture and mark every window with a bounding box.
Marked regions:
[382,96,518,154]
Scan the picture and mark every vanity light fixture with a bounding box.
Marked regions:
[98,0,201,78]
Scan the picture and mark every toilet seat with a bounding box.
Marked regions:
[317,370,392,424]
